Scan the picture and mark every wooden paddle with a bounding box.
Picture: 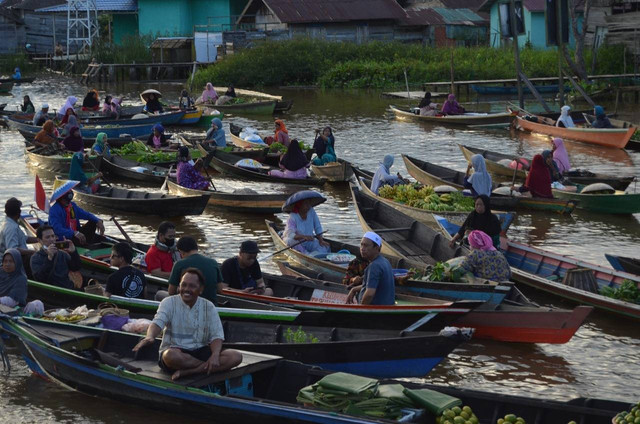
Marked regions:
[200,162,217,192]
[258,230,328,263]
[85,155,112,187]
[109,216,133,244]
[160,165,174,192]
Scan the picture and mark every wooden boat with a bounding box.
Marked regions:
[207,149,326,186]
[552,187,640,214]
[166,180,289,214]
[310,159,354,182]
[176,107,203,125]
[24,147,99,173]
[18,128,144,149]
[0,76,35,83]
[70,185,210,216]
[99,155,169,185]
[435,215,640,320]
[274,99,294,112]
[230,132,269,149]
[389,105,517,128]
[2,316,627,424]
[459,144,635,190]
[605,254,640,276]
[471,83,564,95]
[10,109,186,126]
[8,115,157,138]
[196,109,224,128]
[197,100,277,116]
[584,114,640,150]
[12,314,465,379]
[0,81,14,93]
[514,114,635,149]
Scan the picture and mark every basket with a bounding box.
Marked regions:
[84,279,105,296]
[98,302,129,317]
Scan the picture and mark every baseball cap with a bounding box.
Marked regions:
[240,240,260,254]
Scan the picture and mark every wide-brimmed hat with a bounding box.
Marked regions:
[282,190,326,213]
[50,180,80,204]
[140,89,162,103]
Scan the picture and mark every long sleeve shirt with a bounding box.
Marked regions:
[48,202,99,240]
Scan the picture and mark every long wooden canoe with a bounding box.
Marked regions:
[389,105,517,127]
[552,187,640,214]
[459,144,635,190]
[24,147,98,173]
[584,113,640,150]
[310,159,354,182]
[11,109,186,126]
[207,149,326,186]
[230,132,269,149]
[0,76,35,83]
[99,155,169,185]
[514,115,635,149]
[70,185,210,216]
[3,316,626,424]
[18,128,143,149]
[435,215,640,320]
[197,100,276,115]
[166,180,289,214]
[605,254,640,276]
[8,116,157,138]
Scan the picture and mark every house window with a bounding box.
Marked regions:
[499,1,525,38]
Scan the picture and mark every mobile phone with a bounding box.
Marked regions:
[55,241,68,249]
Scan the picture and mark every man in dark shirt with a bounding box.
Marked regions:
[167,236,222,304]
[105,242,146,299]
[221,241,272,296]
[30,225,80,290]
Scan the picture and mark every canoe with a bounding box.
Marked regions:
[197,143,269,163]
[552,187,640,214]
[459,144,635,190]
[197,100,276,116]
[176,107,203,125]
[18,128,144,149]
[11,109,186,126]
[0,76,35,83]
[0,81,14,93]
[514,115,635,149]
[310,159,354,182]
[584,113,640,150]
[605,254,640,276]
[207,149,326,186]
[389,105,516,128]
[70,185,210,216]
[5,314,465,379]
[196,109,224,128]
[166,180,289,214]
[274,99,294,112]
[99,155,169,185]
[230,132,269,149]
[471,84,565,95]
[435,215,640,320]
[24,147,99,173]
[2,317,627,424]
[8,116,157,138]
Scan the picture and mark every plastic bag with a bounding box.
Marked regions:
[121,318,153,334]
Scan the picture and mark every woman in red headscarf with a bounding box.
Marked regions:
[274,119,290,147]
[511,154,553,198]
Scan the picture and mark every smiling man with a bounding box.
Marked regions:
[133,268,242,381]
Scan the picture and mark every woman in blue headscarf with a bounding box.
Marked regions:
[370,155,403,194]
[464,154,493,197]
[147,124,168,149]
[592,105,613,129]
[12,67,21,80]
[311,126,337,166]
[69,152,101,193]
[204,118,226,147]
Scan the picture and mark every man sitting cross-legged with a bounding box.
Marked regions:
[133,267,242,381]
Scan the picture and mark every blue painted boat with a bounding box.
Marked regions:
[604,254,640,276]
[471,84,567,95]
[7,116,157,138]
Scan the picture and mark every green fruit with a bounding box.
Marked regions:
[453,417,465,424]
[447,410,456,419]
[470,418,478,424]
[462,406,472,413]
[460,412,470,420]
[634,417,640,424]
[567,421,577,424]
[636,410,640,417]
[504,415,517,423]
[497,419,505,424]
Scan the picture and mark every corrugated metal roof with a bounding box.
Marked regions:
[440,0,486,10]
[260,0,407,24]
[400,7,487,27]
[9,0,64,10]
[433,7,485,23]
[524,0,545,12]
[402,8,445,26]
[36,0,137,12]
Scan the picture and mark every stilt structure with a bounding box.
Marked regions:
[67,0,99,55]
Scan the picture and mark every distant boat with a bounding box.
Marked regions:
[472,84,566,95]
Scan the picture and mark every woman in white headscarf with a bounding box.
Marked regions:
[555,105,575,128]
[463,154,493,197]
[58,96,78,119]
[371,155,403,194]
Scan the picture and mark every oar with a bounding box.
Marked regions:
[109,216,133,244]
[258,230,328,263]
[160,165,174,192]
[201,162,217,192]
[102,234,146,255]
[86,155,112,187]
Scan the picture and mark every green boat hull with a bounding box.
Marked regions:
[197,112,224,128]
[553,190,640,214]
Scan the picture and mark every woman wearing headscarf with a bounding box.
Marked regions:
[82,89,100,111]
[61,113,81,137]
[62,126,84,153]
[418,92,438,117]
[145,93,164,114]
[512,154,553,198]
[21,95,35,113]
[204,118,226,147]
[464,154,492,197]
[34,120,60,148]
[441,94,465,115]
[146,124,168,149]
[311,126,337,166]
[282,199,330,255]
[176,146,210,190]
[555,105,575,128]
[225,84,236,98]
[551,137,571,174]
[201,82,218,104]
[460,230,511,281]
[592,105,613,129]
[449,195,501,249]
[58,96,78,119]
[91,132,110,156]
[69,152,101,193]
[0,249,28,308]
[541,150,562,182]
[12,67,21,80]
[102,95,114,114]
[371,155,403,194]
[274,119,290,147]
[269,139,309,179]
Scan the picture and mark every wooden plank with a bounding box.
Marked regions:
[519,71,552,113]
[564,70,596,107]
[423,73,640,87]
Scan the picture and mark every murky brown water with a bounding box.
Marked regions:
[1,73,639,422]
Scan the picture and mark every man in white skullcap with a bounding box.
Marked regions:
[346,231,395,305]
[33,104,49,126]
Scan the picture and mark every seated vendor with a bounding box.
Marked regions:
[346,232,395,306]
[459,230,511,282]
[221,240,273,296]
[282,192,330,255]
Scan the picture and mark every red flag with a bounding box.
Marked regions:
[34,175,49,212]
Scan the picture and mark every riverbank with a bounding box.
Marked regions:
[192,39,630,89]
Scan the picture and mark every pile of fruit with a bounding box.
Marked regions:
[600,279,640,304]
[436,405,478,424]
[113,141,177,164]
[269,142,288,153]
[613,401,640,424]
[377,183,474,212]
[496,414,527,424]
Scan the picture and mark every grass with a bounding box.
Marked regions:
[191,39,630,89]
[0,53,38,74]
[92,34,154,64]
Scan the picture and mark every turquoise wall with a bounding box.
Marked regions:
[112,14,138,45]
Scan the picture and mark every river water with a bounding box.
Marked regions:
[0,73,639,422]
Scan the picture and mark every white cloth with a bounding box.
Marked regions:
[0,217,28,252]
[556,106,575,128]
[152,295,224,353]
[363,231,382,247]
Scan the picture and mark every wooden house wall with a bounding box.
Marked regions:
[0,21,23,53]
[23,13,68,54]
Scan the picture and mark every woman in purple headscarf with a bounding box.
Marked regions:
[441,94,465,115]
[460,230,511,281]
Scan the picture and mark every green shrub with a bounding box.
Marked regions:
[92,34,154,64]
[0,53,38,73]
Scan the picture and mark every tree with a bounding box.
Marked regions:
[561,0,591,80]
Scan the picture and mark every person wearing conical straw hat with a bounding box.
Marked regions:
[281,190,329,255]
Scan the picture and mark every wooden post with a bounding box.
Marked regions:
[403,68,411,100]
[509,0,524,109]
[52,14,56,54]
[449,49,455,95]
[556,0,564,102]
